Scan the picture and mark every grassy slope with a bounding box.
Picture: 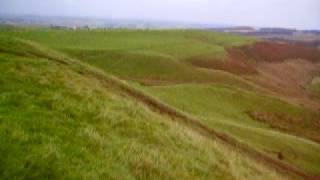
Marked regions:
[0,36,285,179]
[143,84,320,174]
[2,27,319,176]
[1,28,255,85]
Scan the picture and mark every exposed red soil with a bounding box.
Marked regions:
[191,41,320,75]
[190,49,258,75]
[240,41,320,63]
[191,41,320,110]
[252,60,320,109]
[250,43,320,110]
[255,59,316,92]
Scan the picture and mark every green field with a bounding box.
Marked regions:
[1,26,319,179]
[1,27,255,84]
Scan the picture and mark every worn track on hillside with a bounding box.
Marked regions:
[83,69,319,180]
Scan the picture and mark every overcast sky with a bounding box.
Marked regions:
[1,0,319,29]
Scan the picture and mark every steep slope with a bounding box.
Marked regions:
[143,84,320,175]
[190,41,320,110]
[2,28,319,178]
[0,36,287,179]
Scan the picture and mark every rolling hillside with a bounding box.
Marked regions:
[1,26,320,179]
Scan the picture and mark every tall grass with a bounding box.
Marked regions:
[143,84,320,175]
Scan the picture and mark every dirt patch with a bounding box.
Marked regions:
[255,59,318,94]
[190,49,258,75]
[252,60,320,110]
[191,41,320,75]
[191,41,320,110]
[240,41,320,63]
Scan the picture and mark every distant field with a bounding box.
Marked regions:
[0,26,319,178]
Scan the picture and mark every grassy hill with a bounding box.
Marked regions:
[1,27,255,84]
[1,26,320,179]
[143,84,320,174]
[0,32,288,179]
